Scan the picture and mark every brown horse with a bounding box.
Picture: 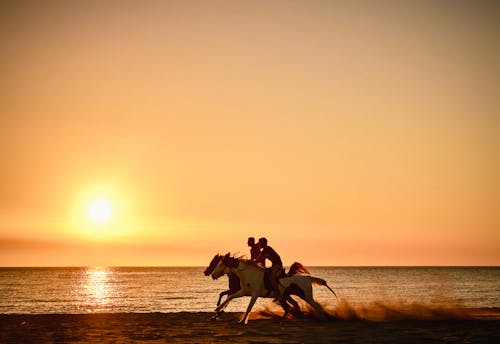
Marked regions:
[204,254,312,319]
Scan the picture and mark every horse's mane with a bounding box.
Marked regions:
[227,253,246,261]
[225,253,265,270]
[240,258,262,267]
[232,256,253,265]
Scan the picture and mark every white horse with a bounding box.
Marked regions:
[211,253,336,324]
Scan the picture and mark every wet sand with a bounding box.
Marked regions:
[1,311,499,343]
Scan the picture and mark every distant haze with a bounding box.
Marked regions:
[1,0,499,266]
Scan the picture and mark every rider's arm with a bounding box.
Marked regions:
[255,247,269,263]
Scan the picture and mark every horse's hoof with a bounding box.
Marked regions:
[238,317,250,325]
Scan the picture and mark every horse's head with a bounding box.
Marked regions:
[204,254,223,276]
[211,253,239,279]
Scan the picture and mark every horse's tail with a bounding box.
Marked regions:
[310,276,337,299]
[288,262,311,276]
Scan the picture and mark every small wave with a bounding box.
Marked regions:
[161,297,187,300]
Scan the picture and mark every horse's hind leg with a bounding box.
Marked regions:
[300,284,326,320]
[279,288,293,318]
[287,296,303,318]
[282,293,302,318]
[304,296,327,320]
[279,299,290,318]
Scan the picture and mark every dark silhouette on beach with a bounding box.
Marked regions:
[247,237,261,260]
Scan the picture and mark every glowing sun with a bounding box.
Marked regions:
[69,184,136,239]
[88,198,113,224]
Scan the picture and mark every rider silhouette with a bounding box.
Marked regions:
[255,237,284,301]
[248,237,261,260]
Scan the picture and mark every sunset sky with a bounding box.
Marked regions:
[1,0,499,266]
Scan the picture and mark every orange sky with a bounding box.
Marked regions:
[1,0,499,266]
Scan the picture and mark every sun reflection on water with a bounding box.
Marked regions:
[84,267,111,307]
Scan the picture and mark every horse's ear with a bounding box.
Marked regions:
[224,253,230,258]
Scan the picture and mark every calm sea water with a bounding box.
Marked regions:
[1,267,499,314]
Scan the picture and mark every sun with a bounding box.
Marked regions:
[88,198,113,224]
[69,183,137,240]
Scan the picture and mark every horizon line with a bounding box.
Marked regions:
[1,265,499,268]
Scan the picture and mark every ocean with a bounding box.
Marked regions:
[1,267,499,314]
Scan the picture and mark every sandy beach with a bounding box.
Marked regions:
[1,310,499,343]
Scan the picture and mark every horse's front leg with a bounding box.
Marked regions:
[217,289,231,306]
[214,289,246,313]
[211,294,233,320]
[239,294,258,324]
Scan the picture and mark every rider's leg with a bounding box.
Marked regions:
[269,266,282,301]
[272,265,284,302]
[272,273,283,302]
